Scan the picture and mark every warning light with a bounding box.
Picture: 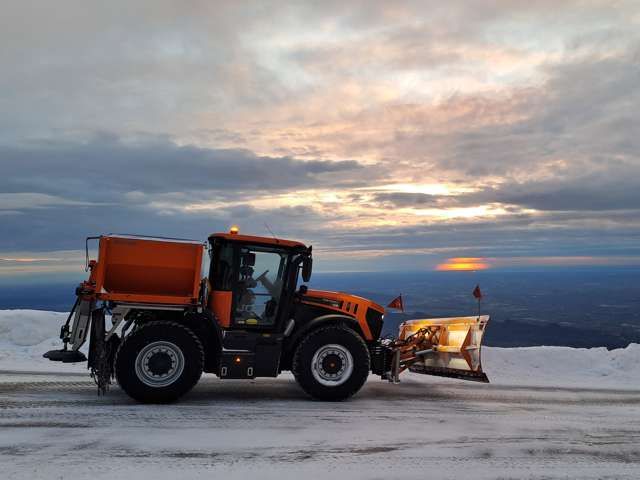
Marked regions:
[229,225,239,235]
[235,356,242,364]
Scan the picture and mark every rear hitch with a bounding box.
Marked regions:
[43,277,129,394]
[43,295,89,363]
[42,349,87,363]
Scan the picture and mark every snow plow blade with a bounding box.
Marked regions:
[392,315,490,383]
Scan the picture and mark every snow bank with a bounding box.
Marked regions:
[1,310,638,388]
[0,310,86,372]
[0,309,67,346]
[482,343,640,389]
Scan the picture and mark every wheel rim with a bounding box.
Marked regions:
[311,344,353,387]
[134,341,185,388]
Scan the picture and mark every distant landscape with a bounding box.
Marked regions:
[2,268,639,349]
[311,269,640,349]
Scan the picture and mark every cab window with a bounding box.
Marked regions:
[210,241,234,290]
[234,246,289,326]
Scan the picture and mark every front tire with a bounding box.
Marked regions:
[293,325,370,401]
[115,321,203,403]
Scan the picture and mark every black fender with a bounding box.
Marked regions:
[181,309,223,373]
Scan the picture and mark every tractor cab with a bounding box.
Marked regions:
[207,229,312,333]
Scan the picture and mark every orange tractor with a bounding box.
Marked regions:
[45,230,489,402]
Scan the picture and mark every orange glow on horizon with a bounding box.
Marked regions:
[436,257,489,271]
[0,257,57,263]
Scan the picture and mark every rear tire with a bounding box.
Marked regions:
[115,321,203,403]
[293,325,370,401]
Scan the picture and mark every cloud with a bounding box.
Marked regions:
[367,163,640,212]
[0,250,84,276]
[0,193,102,210]
[370,192,441,208]
[1,1,640,271]
[1,135,364,199]
[0,135,372,251]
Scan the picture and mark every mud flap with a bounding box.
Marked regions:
[88,308,119,394]
[395,315,490,383]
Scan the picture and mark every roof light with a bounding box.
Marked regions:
[229,225,239,235]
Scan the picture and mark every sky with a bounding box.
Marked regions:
[1,0,640,277]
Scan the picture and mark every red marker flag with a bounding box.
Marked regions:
[387,294,404,312]
[473,285,482,299]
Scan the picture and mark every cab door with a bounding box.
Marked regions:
[209,239,294,331]
[208,239,298,378]
[233,245,289,328]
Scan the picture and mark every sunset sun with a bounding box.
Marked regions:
[436,257,490,271]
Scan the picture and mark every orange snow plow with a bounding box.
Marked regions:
[45,231,490,402]
[384,316,490,383]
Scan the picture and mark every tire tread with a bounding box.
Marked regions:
[115,320,204,403]
[292,325,369,401]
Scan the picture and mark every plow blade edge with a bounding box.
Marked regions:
[395,315,490,383]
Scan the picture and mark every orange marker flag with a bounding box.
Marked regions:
[473,285,482,299]
[387,294,404,312]
[473,284,482,318]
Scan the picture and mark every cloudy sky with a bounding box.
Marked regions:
[2,0,639,277]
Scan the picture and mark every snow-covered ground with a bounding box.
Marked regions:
[1,310,639,479]
[2,309,639,388]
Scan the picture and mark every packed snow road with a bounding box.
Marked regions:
[2,312,640,478]
[1,370,639,480]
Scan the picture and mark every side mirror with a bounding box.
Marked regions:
[302,255,313,283]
